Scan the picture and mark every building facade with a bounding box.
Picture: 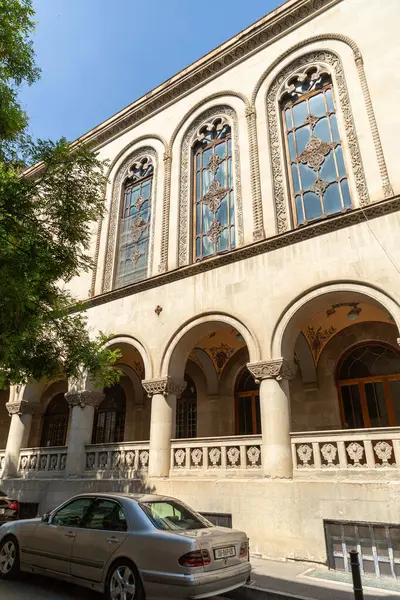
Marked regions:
[2,0,400,574]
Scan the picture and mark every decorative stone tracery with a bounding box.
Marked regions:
[142,377,187,398]
[65,391,104,409]
[247,358,297,382]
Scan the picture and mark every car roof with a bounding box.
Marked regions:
[70,492,177,503]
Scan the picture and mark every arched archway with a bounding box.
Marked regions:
[271,282,400,434]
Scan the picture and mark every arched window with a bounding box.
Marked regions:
[235,369,261,435]
[337,343,400,429]
[92,384,126,444]
[40,394,69,447]
[192,117,235,261]
[281,66,351,226]
[114,157,154,288]
[176,376,197,439]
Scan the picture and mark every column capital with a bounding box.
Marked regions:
[65,390,104,409]
[6,400,41,416]
[247,358,297,382]
[142,377,186,398]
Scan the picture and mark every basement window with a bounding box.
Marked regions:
[325,519,400,579]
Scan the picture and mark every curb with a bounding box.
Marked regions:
[226,583,314,600]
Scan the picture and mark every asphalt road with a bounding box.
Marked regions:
[0,573,230,599]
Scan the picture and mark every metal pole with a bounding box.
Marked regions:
[350,549,364,600]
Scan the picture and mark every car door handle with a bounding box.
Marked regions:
[106,537,119,544]
[65,532,76,538]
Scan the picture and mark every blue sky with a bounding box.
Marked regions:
[19,0,281,142]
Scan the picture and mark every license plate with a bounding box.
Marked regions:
[214,546,235,559]
[0,509,5,515]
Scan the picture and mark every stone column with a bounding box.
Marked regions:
[247,358,297,479]
[3,399,39,478]
[64,390,104,476]
[143,377,186,478]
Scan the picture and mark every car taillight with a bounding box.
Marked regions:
[8,501,19,511]
[240,541,249,559]
[178,549,211,568]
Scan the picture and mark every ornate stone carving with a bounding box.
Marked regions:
[49,455,58,471]
[158,150,172,274]
[112,451,122,468]
[320,442,338,467]
[267,51,369,233]
[125,451,135,467]
[374,441,393,465]
[178,106,243,266]
[65,391,104,409]
[6,401,40,416]
[174,449,186,467]
[99,452,108,469]
[312,177,329,196]
[191,448,203,467]
[227,446,240,467]
[29,455,38,470]
[346,442,364,466]
[103,147,157,292]
[139,450,149,468]
[247,358,297,382]
[39,455,48,471]
[84,195,400,311]
[247,446,261,467]
[60,454,67,470]
[142,377,187,398]
[209,447,221,467]
[297,444,313,467]
[86,453,95,470]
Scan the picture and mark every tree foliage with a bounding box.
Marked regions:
[0,0,121,388]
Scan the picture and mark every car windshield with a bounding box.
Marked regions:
[139,500,213,531]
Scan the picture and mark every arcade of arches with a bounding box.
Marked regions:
[1,292,400,482]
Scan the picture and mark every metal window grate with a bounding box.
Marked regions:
[325,519,400,579]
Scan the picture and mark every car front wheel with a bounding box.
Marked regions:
[0,537,20,579]
[106,559,144,600]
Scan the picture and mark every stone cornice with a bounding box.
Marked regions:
[247,359,297,381]
[23,0,340,175]
[65,391,104,408]
[82,194,400,310]
[142,377,187,398]
[6,401,41,416]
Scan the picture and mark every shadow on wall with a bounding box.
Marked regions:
[0,473,157,515]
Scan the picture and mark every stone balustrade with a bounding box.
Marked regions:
[84,441,150,478]
[18,446,67,477]
[291,427,400,478]
[171,435,262,476]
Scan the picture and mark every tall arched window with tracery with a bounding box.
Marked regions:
[280,66,351,226]
[192,117,235,261]
[114,157,154,288]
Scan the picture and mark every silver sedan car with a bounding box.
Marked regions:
[0,492,251,599]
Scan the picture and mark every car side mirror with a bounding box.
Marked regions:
[41,513,50,523]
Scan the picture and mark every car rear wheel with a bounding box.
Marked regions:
[105,559,144,600]
[0,537,20,579]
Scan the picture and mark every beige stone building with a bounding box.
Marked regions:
[1,0,400,577]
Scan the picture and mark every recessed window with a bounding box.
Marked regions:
[281,67,351,226]
[115,157,153,287]
[192,118,235,261]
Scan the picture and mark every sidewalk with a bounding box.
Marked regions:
[227,557,400,600]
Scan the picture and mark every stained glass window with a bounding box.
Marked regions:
[115,157,153,288]
[193,118,235,261]
[281,68,351,226]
